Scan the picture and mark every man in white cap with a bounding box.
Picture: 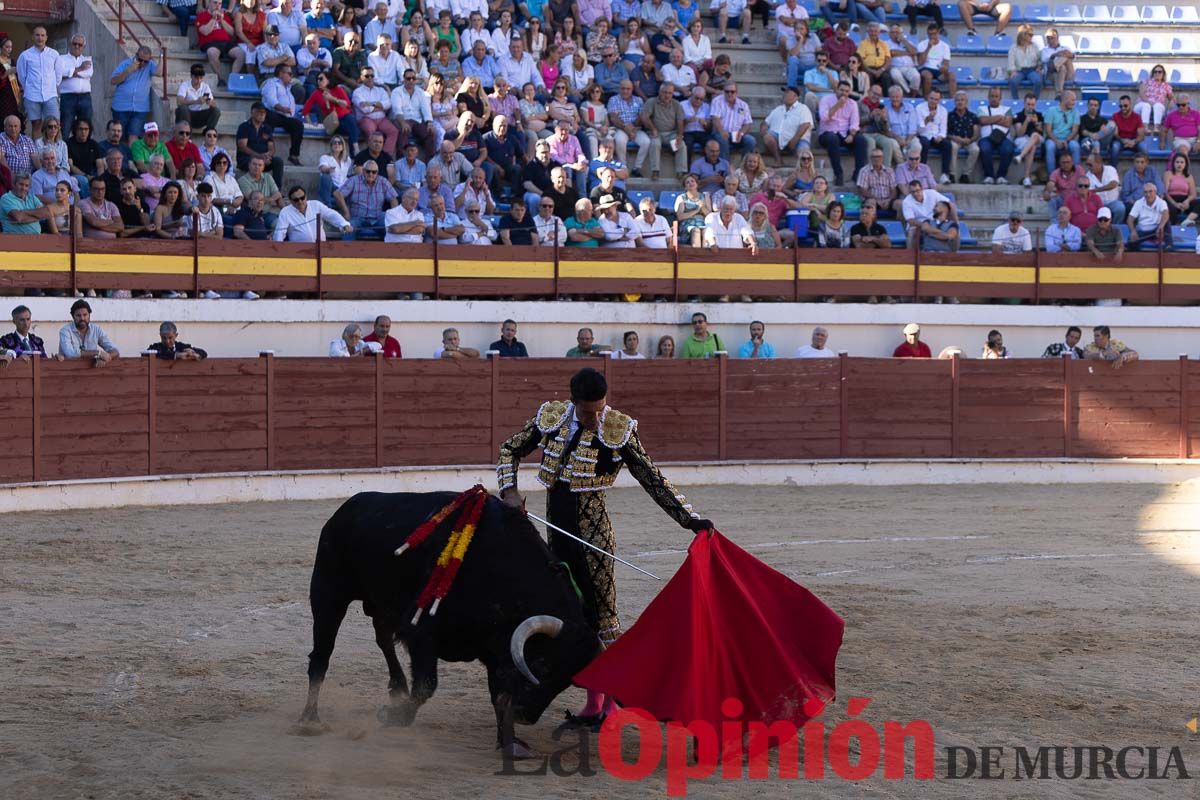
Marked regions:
[795,326,836,358]
[990,210,1032,254]
[597,194,639,247]
[893,322,932,358]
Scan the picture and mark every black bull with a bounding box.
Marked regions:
[301,491,600,753]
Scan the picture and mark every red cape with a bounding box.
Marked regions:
[574,530,844,729]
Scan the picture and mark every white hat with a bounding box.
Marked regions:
[1097,207,1112,219]
[903,323,920,335]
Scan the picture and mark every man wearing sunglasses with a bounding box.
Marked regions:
[274,185,353,242]
[1163,95,1200,157]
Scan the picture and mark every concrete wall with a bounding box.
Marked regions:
[7,297,1200,360]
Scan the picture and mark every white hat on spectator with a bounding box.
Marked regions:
[903,323,920,335]
[596,194,619,210]
[143,122,159,134]
[1097,208,1112,220]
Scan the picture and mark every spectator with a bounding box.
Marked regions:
[424,192,464,243]
[0,304,47,360]
[680,312,724,359]
[0,115,37,178]
[1164,95,1200,157]
[631,196,673,248]
[332,31,368,91]
[489,319,528,357]
[330,323,377,357]
[1126,182,1170,252]
[131,122,172,177]
[919,199,959,252]
[231,190,270,240]
[973,87,1015,186]
[114,177,153,238]
[0,174,47,234]
[369,34,402,87]
[56,34,93,136]
[354,132,397,185]
[851,199,892,248]
[856,148,898,215]
[981,329,1009,359]
[362,315,402,357]
[639,82,687,180]
[419,164,456,211]
[799,174,834,223]
[429,138,474,189]
[183,182,223,240]
[58,299,120,364]
[392,68,438,157]
[1078,97,1113,159]
[532,194,566,246]
[1044,205,1082,253]
[1041,325,1084,359]
[712,172,749,216]
[436,327,480,359]
[498,38,543,98]
[17,26,59,141]
[596,194,638,246]
[904,0,943,36]
[353,67,399,154]
[238,154,284,224]
[31,149,73,205]
[256,26,298,86]
[916,23,954,98]
[818,81,867,188]
[1119,151,1164,214]
[1039,28,1074,96]
[656,335,676,358]
[991,210,1031,254]
[1165,153,1199,226]
[900,180,954,242]
[796,326,836,358]
[457,167,495,215]
[298,34,334,94]
[148,321,207,360]
[914,89,951,184]
[1043,89,1080,171]
[1085,152,1124,223]
[1135,65,1173,136]
[816,199,853,248]
[691,139,731,191]
[362,3,396,50]
[1083,325,1138,370]
[564,327,603,358]
[762,86,812,167]
[1010,92,1044,187]
[197,0,239,79]
[232,0,268,75]
[737,321,774,359]
[1006,24,1043,101]
[893,322,931,358]
[1084,207,1124,262]
[802,50,839,117]
[193,128,226,175]
[604,81,648,177]
[1100,98,1145,169]
[858,84,899,167]
[67,119,102,189]
[712,82,755,165]
[165,122,204,177]
[661,49,698,101]
[608,330,642,360]
[262,64,305,167]
[336,159,398,239]
[151,181,190,239]
[305,0,337,50]
[496,197,536,245]
[176,65,221,133]
[205,151,242,220]
[565,197,603,246]
[945,91,980,184]
[483,115,526,195]
[394,140,426,193]
[544,165,579,221]
[1064,176,1102,233]
[749,173,798,230]
[275,184,353,241]
[461,201,497,244]
[821,21,855,71]
[703,196,755,253]
[1043,150,1085,220]
[383,187,426,243]
[594,47,627,97]
[237,102,284,186]
[110,46,160,140]
[895,142,936,196]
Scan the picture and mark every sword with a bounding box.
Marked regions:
[526,511,661,581]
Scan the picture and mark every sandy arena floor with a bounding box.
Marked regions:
[3,483,1200,799]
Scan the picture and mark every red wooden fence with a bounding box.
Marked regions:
[0,355,1195,486]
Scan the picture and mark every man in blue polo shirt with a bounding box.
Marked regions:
[489,319,529,357]
[110,46,159,142]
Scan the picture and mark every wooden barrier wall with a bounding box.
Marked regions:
[0,355,1195,486]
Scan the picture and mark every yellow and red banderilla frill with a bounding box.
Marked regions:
[395,485,488,625]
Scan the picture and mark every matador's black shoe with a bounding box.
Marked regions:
[556,710,606,733]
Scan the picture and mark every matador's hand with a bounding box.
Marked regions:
[687,518,714,534]
[500,489,526,513]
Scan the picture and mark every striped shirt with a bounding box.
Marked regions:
[606,93,643,126]
[338,174,398,219]
[0,134,38,176]
[712,96,753,135]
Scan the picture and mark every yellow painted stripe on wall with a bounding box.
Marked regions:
[77,253,192,275]
[920,265,1036,284]
[1040,267,1158,285]
[560,260,674,279]
[322,257,433,277]
[800,262,913,281]
[200,256,314,277]
[1163,269,1200,286]
[438,259,553,279]
[679,262,793,280]
[1,250,69,272]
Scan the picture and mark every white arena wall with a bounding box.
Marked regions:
[8,298,1200,360]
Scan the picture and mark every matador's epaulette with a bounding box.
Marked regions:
[535,400,570,434]
[597,408,637,449]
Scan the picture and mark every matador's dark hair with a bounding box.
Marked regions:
[570,368,608,402]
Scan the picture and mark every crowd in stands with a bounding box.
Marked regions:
[0,3,1190,274]
[0,303,1139,367]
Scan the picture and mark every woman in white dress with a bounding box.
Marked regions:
[612,330,645,359]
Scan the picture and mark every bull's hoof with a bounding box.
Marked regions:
[499,738,536,760]
[292,719,332,736]
[377,702,418,727]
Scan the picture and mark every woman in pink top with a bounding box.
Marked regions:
[1165,152,1198,225]
[539,43,561,89]
[1134,64,1173,134]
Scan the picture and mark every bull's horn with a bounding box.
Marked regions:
[509,615,564,686]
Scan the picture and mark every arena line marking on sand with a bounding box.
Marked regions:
[632,534,993,558]
[965,552,1156,564]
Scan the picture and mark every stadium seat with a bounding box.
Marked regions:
[951,65,977,86]
[801,0,818,12]
[627,190,655,209]
[1055,34,1077,52]
[1115,224,1130,244]
[979,66,1007,86]
[1140,5,1170,23]
[881,219,906,247]
[957,222,978,248]
[1171,6,1200,23]
[1082,5,1111,21]
[939,3,961,21]
[1076,37,1110,56]
[1035,99,1055,114]
[955,33,986,54]
[1100,99,1119,116]
[657,191,681,212]
[1052,4,1082,22]
[940,98,955,112]
[1138,67,1182,84]
[984,33,1012,54]
[1074,68,1103,85]
[1105,69,1136,89]
[1109,35,1139,56]
[1144,136,1172,159]
[1110,5,1140,22]
[1172,225,1198,252]
[227,73,261,97]
[1140,35,1180,56]
[1023,3,1052,22]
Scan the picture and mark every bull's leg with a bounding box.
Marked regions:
[488,667,534,760]
[373,618,415,727]
[407,636,439,709]
[300,587,351,726]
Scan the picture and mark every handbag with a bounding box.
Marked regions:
[988,128,1008,146]
[322,110,340,136]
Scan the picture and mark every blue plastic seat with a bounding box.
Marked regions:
[1172,225,1198,252]
[1141,5,1170,22]
[939,98,956,112]
[227,73,261,97]
[1140,35,1178,55]
[658,190,681,212]
[1076,36,1109,56]
[1171,6,1200,23]
[1100,99,1119,117]
[952,65,977,86]
[1144,135,1172,159]
[957,221,977,248]
[1035,99,1055,114]
[881,219,907,246]
[627,189,655,209]
[1082,5,1111,21]
[955,33,986,54]
[1053,4,1081,21]
[1105,69,1136,88]
[1110,5,1140,22]
[1109,35,1139,56]
[1115,224,1130,244]
[979,66,1007,86]
[1023,3,1052,22]
[984,33,1012,54]
[939,3,961,21]
[1074,67,1103,85]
